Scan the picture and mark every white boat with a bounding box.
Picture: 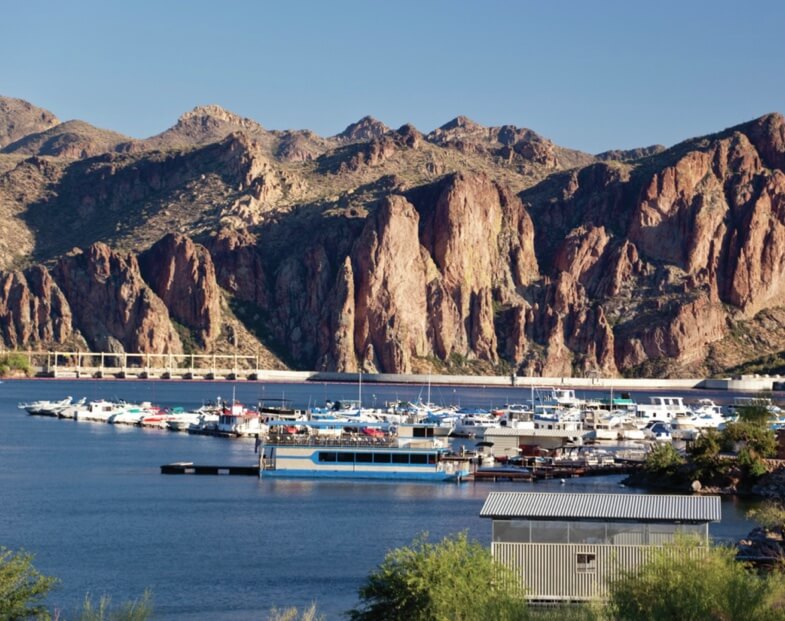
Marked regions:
[688,399,728,429]
[452,414,499,439]
[110,403,157,425]
[165,410,204,432]
[643,421,673,442]
[74,400,128,423]
[259,421,471,481]
[19,396,73,416]
[633,396,690,427]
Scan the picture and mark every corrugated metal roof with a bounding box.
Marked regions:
[479,492,721,522]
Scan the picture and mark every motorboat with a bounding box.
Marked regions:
[19,396,74,416]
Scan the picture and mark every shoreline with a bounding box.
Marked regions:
[5,369,785,393]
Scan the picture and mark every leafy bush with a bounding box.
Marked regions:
[644,443,685,476]
[687,429,728,481]
[0,352,33,377]
[0,547,57,620]
[607,539,785,621]
[347,532,527,621]
[735,398,774,426]
[748,501,785,532]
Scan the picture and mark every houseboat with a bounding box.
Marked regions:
[259,421,471,481]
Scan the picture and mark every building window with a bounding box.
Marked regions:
[576,553,597,573]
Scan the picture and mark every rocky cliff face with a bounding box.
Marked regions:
[138,234,222,347]
[522,112,785,376]
[52,243,182,354]
[2,94,785,378]
[0,266,74,348]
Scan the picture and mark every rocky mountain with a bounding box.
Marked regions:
[0,95,783,378]
[0,96,59,149]
[1,120,130,159]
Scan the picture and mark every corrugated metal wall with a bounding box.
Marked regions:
[492,542,681,601]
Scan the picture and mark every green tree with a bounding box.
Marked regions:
[721,421,776,478]
[0,547,57,620]
[748,501,785,532]
[347,532,527,621]
[644,443,685,477]
[607,539,785,621]
[735,397,774,426]
[687,429,728,481]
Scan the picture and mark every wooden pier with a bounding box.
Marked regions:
[160,462,259,476]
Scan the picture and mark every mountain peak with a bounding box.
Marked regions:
[338,116,389,142]
[0,96,60,149]
[438,115,481,132]
[177,105,264,131]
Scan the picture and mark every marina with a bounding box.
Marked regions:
[18,381,785,487]
[0,378,771,619]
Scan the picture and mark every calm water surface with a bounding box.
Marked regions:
[0,379,765,619]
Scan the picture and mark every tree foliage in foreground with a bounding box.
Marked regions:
[607,539,785,621]
[347,532,527,621]
[0,547,57,620]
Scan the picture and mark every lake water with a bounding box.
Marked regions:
[0,379,762,619]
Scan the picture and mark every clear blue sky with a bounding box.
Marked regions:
[3,0,783,153]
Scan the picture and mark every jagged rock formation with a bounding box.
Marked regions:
[595,145,666,162]
[337,116,390,143]
[524,112,785,376]
[426,116,595,170]
[0,266,74,348]
[1,94,785,377]
[1,120,130,159]
[0,96,59,149]
[138,234,222,347]
[52,243,182,354]
[131,104,272,151]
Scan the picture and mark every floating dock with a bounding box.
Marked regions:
[160,462,258,476]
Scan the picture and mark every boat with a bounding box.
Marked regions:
[633,396,690,427]
[259,421,471,481]
[216,401,266,437]
[73,400,129,423]
[19,396,74,416]
[452,409,499,439]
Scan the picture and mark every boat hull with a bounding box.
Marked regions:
[259,443,470,482]
[260,469,467,482]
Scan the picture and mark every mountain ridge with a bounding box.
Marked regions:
[1,94,783,378]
